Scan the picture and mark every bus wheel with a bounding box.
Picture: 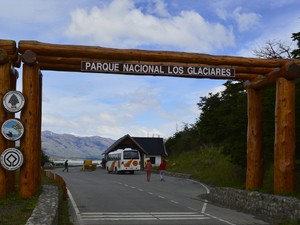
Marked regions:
[114,167,118,173]
[130,171,134,174]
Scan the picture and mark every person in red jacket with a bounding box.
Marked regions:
[145,160,152,182]
[159,159,167,181]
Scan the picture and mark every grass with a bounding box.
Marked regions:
[0,189,39,225]
[0,171,73,225]
[167,146,245,188]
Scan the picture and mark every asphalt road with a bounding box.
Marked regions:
[54,167,269,225]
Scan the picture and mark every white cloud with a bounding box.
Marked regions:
[64,0,235,53]
[233,7,261,32]
[215,5,262,33]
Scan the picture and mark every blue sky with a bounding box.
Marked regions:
[1,0,299,140]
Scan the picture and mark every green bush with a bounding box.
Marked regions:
[167,146,245,188]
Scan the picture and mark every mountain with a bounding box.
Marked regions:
[42,130,115,160]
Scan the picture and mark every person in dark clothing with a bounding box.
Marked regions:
[63,160,69,172]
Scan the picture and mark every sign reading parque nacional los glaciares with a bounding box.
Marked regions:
[81,61,235,78]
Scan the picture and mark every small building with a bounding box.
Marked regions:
[103,134,168,167]
[132,136,168,167]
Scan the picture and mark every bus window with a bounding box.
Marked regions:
[123,150,139,159]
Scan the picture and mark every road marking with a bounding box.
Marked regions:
[158,195,165,199]
[201,200,208,213]
[80,212,210,221]
[204,213,236,225]
[187,206,197,211]
[67,188,83,225]
[170,200,178,204]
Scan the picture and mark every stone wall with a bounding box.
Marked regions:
[26,185,59,225]
[201,186,300,223]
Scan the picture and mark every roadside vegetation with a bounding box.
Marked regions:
[167,145,245,188]
[0,171,73,225]
[0,187,39,225]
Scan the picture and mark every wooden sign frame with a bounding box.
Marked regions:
[0,39,300,198]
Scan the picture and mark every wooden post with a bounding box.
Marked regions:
[19,50,41,198]
[0,49,10,198]
[37,71,42,186]
[274,77,296,194]
[246,88,263,190]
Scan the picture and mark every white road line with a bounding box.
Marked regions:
[201,200,207,213]
[158,195,165,199]
[67,188,83,225]
[187,206,197,211]
[80,212,210,221]
[193,180,210,214]
[204,213,236,225]
[170,200,179,204]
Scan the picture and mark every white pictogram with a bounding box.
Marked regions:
[3,91,25,113]
[0,148,24,171]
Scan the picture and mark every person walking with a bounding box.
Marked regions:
[159,159,167,181]
[145,160,152,182]
[63,160,69,172]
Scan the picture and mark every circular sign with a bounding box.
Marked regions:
[1,119,24,141]
[3,91,25,113]
[0,148,24,171]
[132,160,138,166]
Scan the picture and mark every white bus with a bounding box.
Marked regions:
[106,148,141,174]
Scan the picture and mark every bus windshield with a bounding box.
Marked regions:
[123,150,139,159]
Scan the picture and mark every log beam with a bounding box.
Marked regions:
[0,40,18,62]
[246,88,263,190]
[34,56,273,79]
[244,62,300,89]
[19,40,297,68]
[35,62,261,80]
[35,55,274,74]
[274,78,296,194]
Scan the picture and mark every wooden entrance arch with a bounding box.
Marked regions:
[0,39,300,198]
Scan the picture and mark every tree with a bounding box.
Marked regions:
[253,40,293,58]
[291,32,300,58]
[41,149,50,166]
[196,81,248,167]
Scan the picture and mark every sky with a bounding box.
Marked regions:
[1,0,300,140]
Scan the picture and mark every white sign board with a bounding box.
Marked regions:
[0,148,24,171]
[3,91,25,113]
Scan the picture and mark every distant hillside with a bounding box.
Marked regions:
[42,130,115,159]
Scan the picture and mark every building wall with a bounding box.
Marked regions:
[145,155,162,167]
